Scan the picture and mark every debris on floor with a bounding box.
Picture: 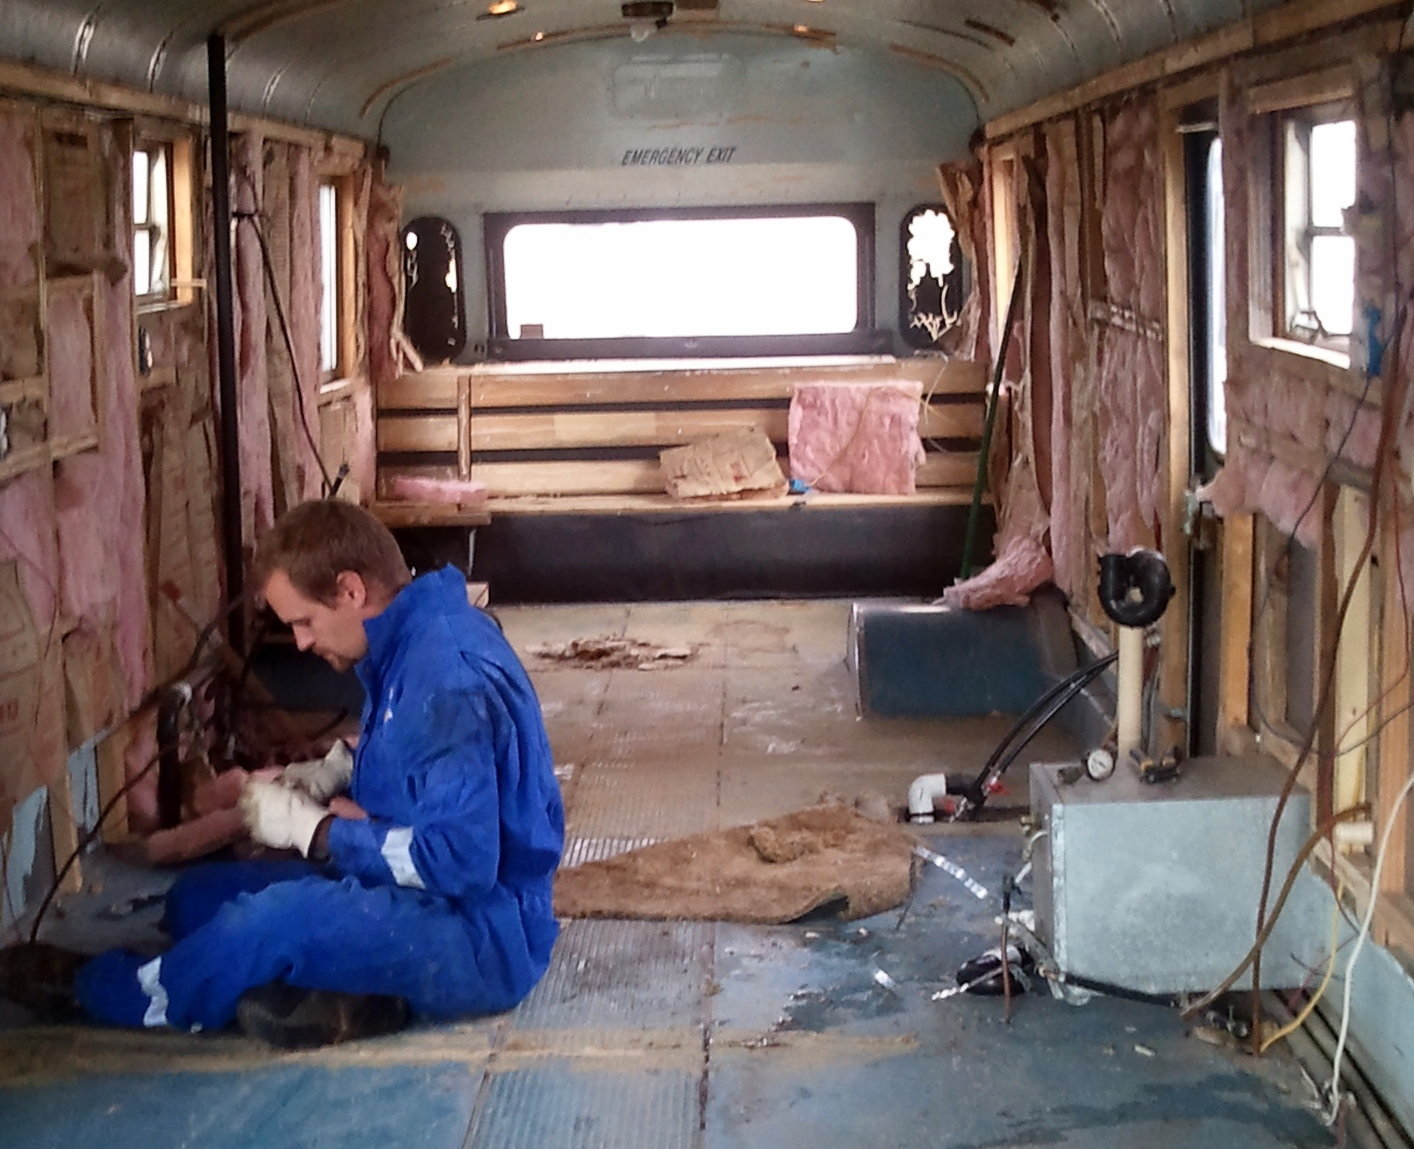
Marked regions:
[527,637,697,669]
[554,802,915,923]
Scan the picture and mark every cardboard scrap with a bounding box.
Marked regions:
[659,428,787,500]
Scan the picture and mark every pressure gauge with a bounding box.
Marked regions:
[1085,747,1115,781]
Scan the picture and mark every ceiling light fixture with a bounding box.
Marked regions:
[478,0,521,19]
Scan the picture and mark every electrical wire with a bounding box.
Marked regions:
[1247,296,1412,1046]
[26,750,162,944]
[1179,801,1370,1022]
[1259,879,1343,1054]
[238,209,336,497]
[1323,771,1414,1126]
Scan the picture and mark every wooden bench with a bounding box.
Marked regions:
[374,356,988,517]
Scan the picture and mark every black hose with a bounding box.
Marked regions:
[955,651,1118,816]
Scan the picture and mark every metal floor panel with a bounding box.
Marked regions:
[466,1058,701,1149]
[0,600,1340,1149]
[512,918,713,1033]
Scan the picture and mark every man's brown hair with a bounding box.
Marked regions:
[252,499,411,605]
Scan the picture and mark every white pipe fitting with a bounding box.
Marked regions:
[908,772,950,823]
[1116,625,1145,763]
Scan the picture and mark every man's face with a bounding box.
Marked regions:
[262,568,372,673]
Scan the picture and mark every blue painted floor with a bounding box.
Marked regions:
[0,603,1336,1147]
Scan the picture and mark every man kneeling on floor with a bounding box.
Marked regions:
[1,499,564,1048]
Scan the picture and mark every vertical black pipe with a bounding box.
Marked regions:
[208,34,245,652]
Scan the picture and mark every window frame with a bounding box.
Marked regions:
[1280,102,1356,351]
[316,174,357,384]
[132,139,175,305]
[483,203,879,361]
[1245,67,1358,367]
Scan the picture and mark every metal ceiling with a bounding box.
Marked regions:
[2,0,1289,136]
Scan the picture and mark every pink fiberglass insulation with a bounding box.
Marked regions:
[1201,80,1384,543]
[1096,98,1167,551]
[44,287,94,441]
[231,132,274,542]
[788,382,925,495]
[0,108,38,291]
[287,147,323,503]
[941,456,1054,609]
[0,470,65,801]
[367,176,408,390]
[1196,451,1322,550]
[388,475,488,506]
[1325,391,1382,471]
[1044,119,1082,601]
[53,123,153,713]
[1390,110,1414,498]
[936,160,991,363]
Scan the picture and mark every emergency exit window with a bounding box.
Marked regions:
[485,204,874,358]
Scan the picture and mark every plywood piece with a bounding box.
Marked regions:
[660,428,787,500]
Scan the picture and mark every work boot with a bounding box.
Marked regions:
[235,982,409,1050]
[0,942,89,1020]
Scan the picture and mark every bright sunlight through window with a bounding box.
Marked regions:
[501,215,860,340]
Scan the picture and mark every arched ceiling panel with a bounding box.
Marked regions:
[1,0,1295,138]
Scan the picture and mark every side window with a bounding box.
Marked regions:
[1281,110,1355,348]
[402,215,467,363]
[1198,133,1226,458]
[319,181,341,377]
[133,142,173,302]
[899,204,966,349]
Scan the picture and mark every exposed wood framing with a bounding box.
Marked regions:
[1159,99,1194,755]
[0,57,368,155]
[1217,514,1256,752]
[985,0,1402,142]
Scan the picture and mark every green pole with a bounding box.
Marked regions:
[959,256,1025,582]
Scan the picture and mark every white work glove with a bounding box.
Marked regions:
[240,778,329,857]
[277,740,354,804]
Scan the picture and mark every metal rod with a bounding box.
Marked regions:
[208,33,245,653]
[959,253,1025,582]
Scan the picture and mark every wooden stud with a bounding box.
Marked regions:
[1375,512,1413,900]
[456,374,472,480]
[1216,513,1256,748]
[1159,98,1195,755]
[1331,487,1374,820]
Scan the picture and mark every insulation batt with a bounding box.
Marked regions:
[788,382,925,495]
[1096,98,1167,552]
[941,455,1053,610]
[388,475,488,507]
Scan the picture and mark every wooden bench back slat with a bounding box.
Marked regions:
[378,399,982,455]
[382,449,978,500]
[377,359,986,412]
[375,358,988,510]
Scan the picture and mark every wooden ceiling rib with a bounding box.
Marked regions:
[0,0,1296,134]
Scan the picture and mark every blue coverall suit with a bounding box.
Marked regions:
[74,566,565,1032]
